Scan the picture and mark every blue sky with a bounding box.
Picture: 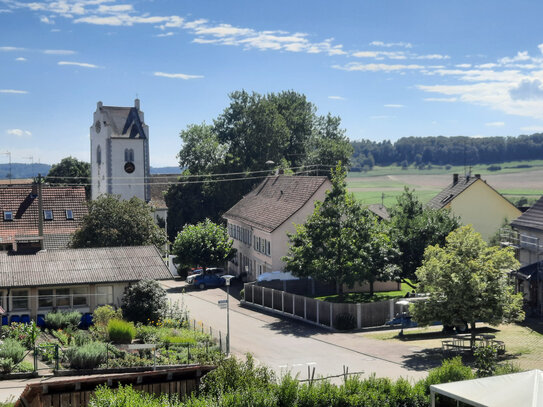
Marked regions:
[2,0,543,167]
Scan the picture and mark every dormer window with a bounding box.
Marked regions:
[65,209,74,220]
[96,145,102,165]
[3,211,13,221]
[43,210,53,221]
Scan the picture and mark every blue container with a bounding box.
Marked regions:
[10,315,20,324]
[79,312,93,329]
[37,314,46,328]
[1,316,7,325]
[20,314,31,324]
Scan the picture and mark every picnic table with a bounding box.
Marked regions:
[442,334,505,355]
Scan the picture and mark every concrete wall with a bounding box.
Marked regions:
[449,179,521,241]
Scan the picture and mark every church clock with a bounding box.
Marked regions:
[124,162,135,174]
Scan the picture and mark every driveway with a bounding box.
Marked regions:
[162,279,437,383]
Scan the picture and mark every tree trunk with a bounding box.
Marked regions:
[470,321,477,349]
[369,281,374,296]
[335,280,343,297]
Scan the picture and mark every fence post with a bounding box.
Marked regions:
[219,331,222,352]
[292,294,295,316]
[33,346,37,373]
[316,301,320,325]
[252,284,255,303]
[55,344,59,371]
[187,344,191,363]
[357,303,362,329]
[261,287,265,306]
[330,303,333,328]
[271,289,274,310]
[106,343,109,369]
[282,291,284,312]
[304,297,307,320]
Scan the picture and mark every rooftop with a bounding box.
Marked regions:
[511,195,543,232]
[427,174,480,210]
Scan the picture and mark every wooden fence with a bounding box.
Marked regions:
[243,283,396,329]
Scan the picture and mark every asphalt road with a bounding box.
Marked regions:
[162,280,435,383]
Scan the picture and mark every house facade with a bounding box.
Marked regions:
[503,196,543,316]
[0,184,87,251]
[223,175,331,282]
[427,173,521,241]
[0,245,172,320]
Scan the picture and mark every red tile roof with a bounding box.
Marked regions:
[0,184,87,249]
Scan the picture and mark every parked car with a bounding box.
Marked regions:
[192,273,226,290]
[186,267,225,286]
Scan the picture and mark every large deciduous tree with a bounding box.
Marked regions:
[171,219,236,275]
[164,90,352,240]
[411,225,524,347]
[389,187,460,285]
[283,164,396,295]
[45,156,91,197]
[70,195,167,249]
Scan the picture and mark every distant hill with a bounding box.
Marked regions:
[0,163,181,180]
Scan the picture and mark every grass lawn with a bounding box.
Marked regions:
[365,320,543,371]
[315,282,413,304]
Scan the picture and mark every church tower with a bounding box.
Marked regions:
[90,99,151,202]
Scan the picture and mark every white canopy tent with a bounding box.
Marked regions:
[430,369,543,407]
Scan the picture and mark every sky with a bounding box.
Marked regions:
[2,0,543,167]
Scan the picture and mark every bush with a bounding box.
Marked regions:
[474,344,498,377]
[93,305,122,327]
[107,319,136,344]
[74,330,92,347]
[334,313,356,330]
[0,339,25,366]
[487,165,502,171]
[121,280,167,324]
[45,310,82,330]
[2,322,39,349]
[419,357,474,394]
[90,384,180,407]
[135,324,159,343]
[65,342,107,369]
[0,358,14,374]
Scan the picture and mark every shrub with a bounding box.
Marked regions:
[0,339,25,366]
[121,280,167,324]
[135,324,159,343]
[74,330,92,347]
[419,357,474,394]
[474,344,498,377]
[93,305,122,327]
[13,361,33,373]
[334,313,356,330]
[0,358,14,374]
[107,319,136,344]
[2,322,39,349]
[90,384,180,407]
[239,289,245,300]
[65,342,107,369]
[45,310,82,330]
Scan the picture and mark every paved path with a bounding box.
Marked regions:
[163,279,435,383]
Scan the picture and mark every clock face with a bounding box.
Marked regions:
[124,162,135,174]
[95,120,101,133]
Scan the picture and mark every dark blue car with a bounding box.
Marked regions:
[192,273,226,289]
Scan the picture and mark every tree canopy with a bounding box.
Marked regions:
[389,187,460,284]
[283,164,397,295]
[165,90,352,239]
[70,195,167,249]
[171,219,236,274]
[411,225,524,346]
[45,156,91,197]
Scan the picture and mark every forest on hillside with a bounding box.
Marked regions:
[351,133,543,170]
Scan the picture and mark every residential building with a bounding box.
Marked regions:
[427,173,521,241]
[0,183,87,251]
[503,195,543,316]
[0,245,172,320]
[90,99,151,202]
[223,175,331,281]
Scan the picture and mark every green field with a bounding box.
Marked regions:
[348,160,543,207]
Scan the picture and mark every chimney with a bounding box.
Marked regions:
[475,174,481,179]
[134,98,140,110]
[453,173,459,185]
[97,101,103,109]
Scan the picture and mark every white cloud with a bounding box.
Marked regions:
[43,49,76,55]
[0,46,24,52]
[50,28,61,32]
[15,57,26,61]
[456,64,471,68]
[413,54,450,60]
[156,32,174,37]
[521,125,543,133]
[485,121,505,127]
[333,62,424,72]
[328,96,345,100]
[6,129,31,137]
[423,97,457,102]
[370,41,412,48]
[352,50,406,60]
[154,71,204,80]
[40,16,54,24]
[0,89,28,94]
[509,79,543,100]
[384,104,404,108]
[58,61,99,68]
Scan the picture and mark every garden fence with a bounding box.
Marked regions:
[242,282,396,329]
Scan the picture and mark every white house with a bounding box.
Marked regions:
[223,175,331,282]
[90,99,151,202]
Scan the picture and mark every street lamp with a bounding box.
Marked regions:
[223,274,235,355]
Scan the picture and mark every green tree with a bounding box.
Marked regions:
[70,195,167,249]
[283,164,395,295]
[45,156,91,197]
[121,280,167,324]
[389,187,460,284]
[411,226,524,347]
[171,219,236,275]
[165,90,352,240]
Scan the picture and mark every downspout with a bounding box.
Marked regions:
[37,174,43,249]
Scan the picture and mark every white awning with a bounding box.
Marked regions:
[430,369,543,407]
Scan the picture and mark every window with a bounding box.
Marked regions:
[56,288,70,307]
[12,290,28,310]
[38,289,54,308]
[72,286,88,306]
[96,145,102,165]
[96,285,113,305]
[3,211,12,221]
[43,210,53,220]
[266,241,271,256]
[65,209,74,220]
[124,148,134,162]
